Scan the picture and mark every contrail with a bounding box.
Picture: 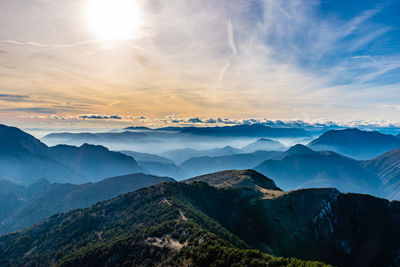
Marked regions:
[227,18,237,57]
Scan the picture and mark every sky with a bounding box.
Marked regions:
[0,0,399,129]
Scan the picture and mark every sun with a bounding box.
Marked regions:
[85,0,142,41]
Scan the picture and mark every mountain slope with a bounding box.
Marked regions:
[0,125,74,184]
[1,173,399,266]
[0,182,328,267]
[120,150,175,164]
[162,146,243,164]
[242,138,287,153]
[50,144,146,183]
[362,149,400,200]
[0,174,174,235]
[180,150,281,177]
[185,170,281,192]
[255,147,383,196]
[0,124,147,184]
[309,128,400,159]
[120,150,187,179]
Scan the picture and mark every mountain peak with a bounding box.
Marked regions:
[185,169,281,191]
[283,144,314,157]
[0,124,48,156]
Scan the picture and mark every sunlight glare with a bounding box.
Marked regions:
[85,0,142,41]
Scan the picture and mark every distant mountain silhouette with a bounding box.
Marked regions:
[120,150,175,164]
[162,146,243,164]
[177,124,310,137]
[309,128,400,159]
[0,125,74,184]
[277,144,314,159]
[43,125,311,148]
[255,145,383,196]
[0,173,174,235]
[50,144,145,183]
[241,138,286,153]
[180,150,281,177]
[362,149,400,200]
[0,124,146,184]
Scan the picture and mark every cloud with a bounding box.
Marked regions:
[0,0,399,123]
[0,107,61,114]
[0,93,30,102]
[77,114,122,120]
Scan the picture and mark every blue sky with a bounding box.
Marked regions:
[0,0,399,129]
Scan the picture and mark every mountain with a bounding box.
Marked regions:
[137,161,187,180]
[242,138,287,153]
[0,125,74,184]
[309,128,400,159]
[255,146,383,196]
[49,144,146,183]
[1,171,399,266]
[178,124,311,137]
[185,169,281,192]
[162,146,243,164]
[0,124,147,184]
[0,173,174,235]
[278,144,314,159]
[120,150,187,179]
[362,149,400,200]
[120,150,175,164]
[42,125,311,154]
[180,150,281,177]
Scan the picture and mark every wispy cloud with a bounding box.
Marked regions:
[0,0,399,125]
[0,93,30,102]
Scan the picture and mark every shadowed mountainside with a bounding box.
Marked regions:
[362,149,400,200]
[0,124,146,184]
[309,128,400,159]
[180,150,281,178]
[0,173,174,235]
[254,145,383,196]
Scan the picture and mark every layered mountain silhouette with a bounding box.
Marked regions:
[362,149,400,200]
[0,124,145,184]
[0,170,398,267]
[162,146,243,164]
[255,145,383,196]
[309,128,400,159]
[0,173,174,235]
[177,124,310,137]
[119,150,187,180]
[50,144,146,183]
[241,138,287,153]
[180,150,281,177]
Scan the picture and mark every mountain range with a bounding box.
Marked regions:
[309,128,400,159]
[161,146,244,165]
[241,138,287,153]
[0,170,398,267]
[255,145,384,196]
[120,150,187,179]
[180,150,281,178]
[0,173,174,235]
[0,124,145,184]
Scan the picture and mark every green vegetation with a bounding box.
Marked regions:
[0,182,330,267]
